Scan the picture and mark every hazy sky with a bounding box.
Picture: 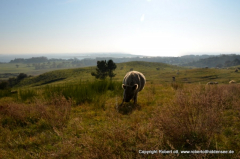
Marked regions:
[1,0,240,56]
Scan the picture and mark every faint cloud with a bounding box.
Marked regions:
[140,14,145,22]
[147,0,151,1]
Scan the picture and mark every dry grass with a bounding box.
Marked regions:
[0,84,240,158]
[171,82,183,90]
[153,84,240,158]
[0,95,72,158]
[0,94,71,130]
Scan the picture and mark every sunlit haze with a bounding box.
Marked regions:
[1,0,240,57]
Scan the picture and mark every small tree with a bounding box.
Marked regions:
[91,60,108,80]
[91,59,117,80]
[17,73,28,82]
[107,60,117,81]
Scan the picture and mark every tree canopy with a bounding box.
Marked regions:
[91,60,117,80]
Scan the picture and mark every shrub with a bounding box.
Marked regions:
[0,81,9,90]
[17,73,28,82]
[154,85,240,151]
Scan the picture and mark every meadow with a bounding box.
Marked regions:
[0,61,79,81]
[0,61,240,158]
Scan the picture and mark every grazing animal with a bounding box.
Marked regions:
[229,80,236,84]
[120,71,146,106]
[207,81,218,85]
[129,68,133,71]
[172,77,175,82]
[10,90,18,94]
[156,67,160,70]
[235,69,238,72]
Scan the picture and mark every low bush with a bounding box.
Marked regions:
[0,81,9,90]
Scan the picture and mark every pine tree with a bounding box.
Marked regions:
[91,60,108,80]
[91,59,117,80]
[107,60,117,81]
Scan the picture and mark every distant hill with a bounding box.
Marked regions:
[15,60,240,89]
[0,53,140,63]
[7,54,215,66]
[16,61,181,88]
[4,53,240,68]
[181,54,240,68]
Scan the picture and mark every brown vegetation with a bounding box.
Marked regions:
[0,83,240,158]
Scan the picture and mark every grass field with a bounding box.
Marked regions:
[11,61,240,89]
[0,62,80,80]
[0,61,240,158]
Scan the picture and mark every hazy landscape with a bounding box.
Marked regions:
[1,0,240,158]
[1,53,240,80]
[0,58,240,158]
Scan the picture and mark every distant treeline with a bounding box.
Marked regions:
[8,54,240,68]
[10,56,49,63]
[181,54,240,68]
[9,54,213,65]
[0,73,29,90]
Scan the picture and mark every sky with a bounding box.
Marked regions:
[1,0,240,57]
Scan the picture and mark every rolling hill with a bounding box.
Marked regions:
[15,61,240,89]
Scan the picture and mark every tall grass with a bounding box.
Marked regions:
[153,84,240,158]
[0,95,71,130]
[18,89,37,102]
[0,95,71,158]
[171,82,183,90]
[1,79,240,158]
[0,89,11,98]
[43,80,122,105]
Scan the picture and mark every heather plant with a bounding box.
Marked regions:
[154,84,240,158]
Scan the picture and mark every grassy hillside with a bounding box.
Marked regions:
[13,61,179,87]
[0,61,240,158]
[181,54,240,68]
[14,61,240,89]
[0,62,84,80]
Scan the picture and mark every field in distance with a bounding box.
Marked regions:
[9,61,240,88]
[0,61,79,80]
